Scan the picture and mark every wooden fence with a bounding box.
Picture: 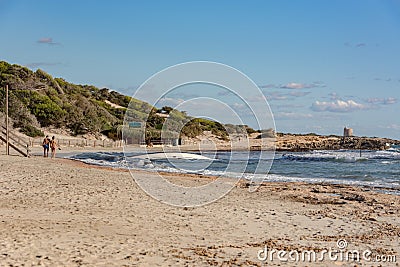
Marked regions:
[0,136,192,149]
[26,138,124,148]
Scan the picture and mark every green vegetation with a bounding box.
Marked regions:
[0,62,134,138]
[20,125,44,137]
[0,61,259,140]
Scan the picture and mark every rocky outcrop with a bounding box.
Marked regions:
[275,135,399,151]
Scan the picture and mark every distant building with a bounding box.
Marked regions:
[343,127,353,137]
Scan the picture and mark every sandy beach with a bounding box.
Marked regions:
[2,0,400,266]
[0,153,399,266]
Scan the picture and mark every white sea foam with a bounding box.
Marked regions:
[281,149,400,161]
[132,152,213,160]
[66,149,400,194]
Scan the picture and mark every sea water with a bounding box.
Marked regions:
[68,146,400,192]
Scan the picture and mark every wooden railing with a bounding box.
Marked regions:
[0,124,29,157]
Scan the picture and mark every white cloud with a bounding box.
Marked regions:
[245,95,267,102]
[217,90,234,97]
[37,37,61,46]
[367,97,397,105]
[157,97,184,107]
[344,42,368,48]
[329,92,340,100]
[386,124,400,130]
[262,90,312,102]
[271,103,305,109]
[311,100,369,113]
[259,81,325,90]
[26,62,62,68]
[275,112,313,120]
[280,82,306,89]
[232,102,245,109]
[258,84,275,89]
[289,91,311,97]
[280,82,325,89]
[265,92,288,101]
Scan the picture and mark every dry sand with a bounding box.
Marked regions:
[0,154,399,266]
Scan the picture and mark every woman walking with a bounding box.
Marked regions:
[50,136,58,159]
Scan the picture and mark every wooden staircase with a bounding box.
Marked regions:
[0,123,29,157]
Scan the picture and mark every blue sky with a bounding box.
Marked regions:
[1,0,399,139]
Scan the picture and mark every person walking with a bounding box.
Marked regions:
[50,136,58,159]
[42,135,50,157]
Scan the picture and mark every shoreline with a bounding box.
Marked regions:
[22,146,400,197]
[64,155,400,196]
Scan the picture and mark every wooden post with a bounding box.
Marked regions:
[5,85,9,155]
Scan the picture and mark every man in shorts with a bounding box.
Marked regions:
[42,135,50,157]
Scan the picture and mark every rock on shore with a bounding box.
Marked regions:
[275,134,400,152]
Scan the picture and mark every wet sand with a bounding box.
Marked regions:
[0,154,398,266]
